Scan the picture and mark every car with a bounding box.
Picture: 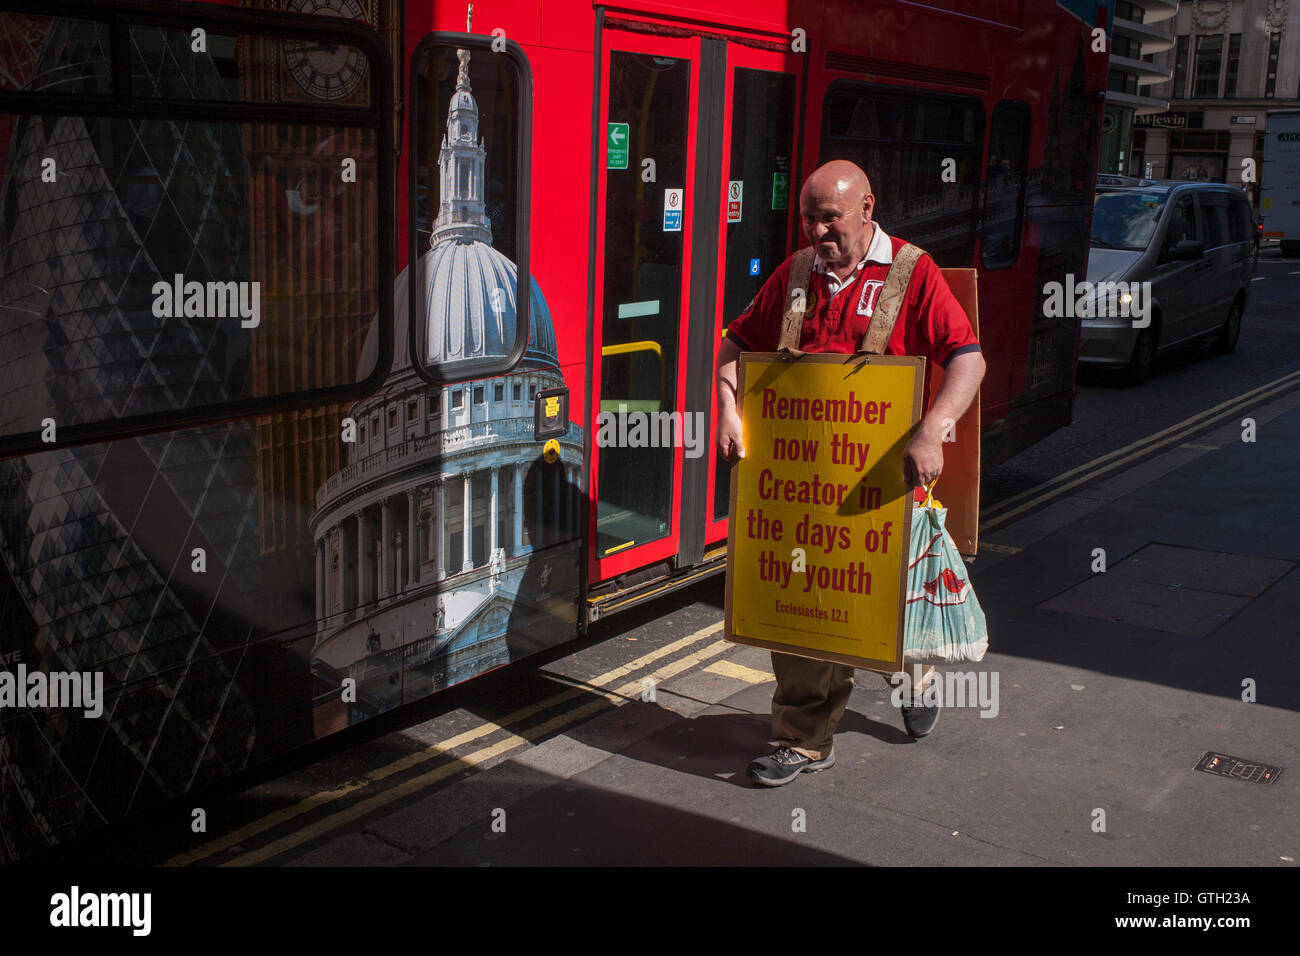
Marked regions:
[1079,180,1256,384]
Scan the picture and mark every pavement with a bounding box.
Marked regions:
[250,383,1300,867]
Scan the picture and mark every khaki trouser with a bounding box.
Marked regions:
[771,651,931,760]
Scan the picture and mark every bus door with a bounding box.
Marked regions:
[590,25,799,587]
[697,44,799,560]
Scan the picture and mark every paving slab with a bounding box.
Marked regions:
[1040,575,1250,637]
[1103,543,1295,596]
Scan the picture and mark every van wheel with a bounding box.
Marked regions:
[1124,328,1156,385]
[1211,301,1242,354]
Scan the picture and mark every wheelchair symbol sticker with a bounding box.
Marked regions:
[749,258,760,276]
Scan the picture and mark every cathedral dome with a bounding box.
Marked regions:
[423,238,558,369]
[359,252,559,380]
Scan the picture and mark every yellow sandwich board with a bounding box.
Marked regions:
[725,353,923,673]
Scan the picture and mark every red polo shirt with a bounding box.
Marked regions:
[726,232,981,409]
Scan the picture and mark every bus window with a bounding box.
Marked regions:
[821,82,983,267]
[715,66,796,524]
[720,69,797,333]
[407,34,532,385]
[128,24,372,107]
[0,12,393,459]
[0,16,112,94]
[982,101,1029,269]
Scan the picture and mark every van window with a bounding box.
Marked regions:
[1164,195,1198,260]
[1092,191,1167,251]
[1229,199,1251,243]
[1200,194,1230,249]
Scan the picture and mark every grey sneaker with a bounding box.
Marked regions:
[901,698,941,738]
[747,746,835,787]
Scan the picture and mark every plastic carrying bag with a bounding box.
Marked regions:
[902,483,989,664]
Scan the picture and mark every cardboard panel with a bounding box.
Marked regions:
[931,268,981,557]
[726,353,924,673]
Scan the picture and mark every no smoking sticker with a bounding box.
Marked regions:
[727,180,743,222]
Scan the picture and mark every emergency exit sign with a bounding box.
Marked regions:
[771,172,788,210]
[607,123,629,170]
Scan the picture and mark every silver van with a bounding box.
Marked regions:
[1080,181,1256,384]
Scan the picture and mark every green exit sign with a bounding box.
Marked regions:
[771,172,789,210]
[607,122,629,170]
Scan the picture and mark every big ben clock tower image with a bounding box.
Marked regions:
[239,0,403,749]
[282,0,371,104]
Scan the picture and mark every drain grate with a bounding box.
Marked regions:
[1195,751,1281,784]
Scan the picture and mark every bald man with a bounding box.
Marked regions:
[717,160,986,787]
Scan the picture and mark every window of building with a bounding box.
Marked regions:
[451,389,463,409]
[494,382,504,403]
[1111,34,1141,60]
[1169,130,1231,152]
[982,100,1029,270]
[821,82,983,266]
[1108,70,1139,95]
[407,399,417,422]
[1129,129,1147,177]
[1192,34,1224,98]
[1115,1,1143,22]
[1265,31,1281,97]
[1173,36,1190,99]
[512,382,522,402]
[371,414,380,436]
[427,390,442,417]
[1224,34,1241,98]
[359,422,366,443]
[529,384,537,401]
[473,385,485,405]
[388,406,398,429]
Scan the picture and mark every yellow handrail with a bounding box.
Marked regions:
[600,340,666,403]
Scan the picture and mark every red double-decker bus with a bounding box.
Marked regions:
[0,0,1110,860]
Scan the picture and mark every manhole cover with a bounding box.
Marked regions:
[1195,751,1281,784]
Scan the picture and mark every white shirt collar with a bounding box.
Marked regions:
[812,222,893,278]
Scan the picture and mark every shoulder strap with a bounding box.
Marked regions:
[777,247,817,356]
[859,242,926,354]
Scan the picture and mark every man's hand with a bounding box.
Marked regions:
[718,408,745,462]
[902,422,944,487]
[903,350,985,488]
[716,336,746,463]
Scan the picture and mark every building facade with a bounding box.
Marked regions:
[1136,0,1300,208]
[1101,0,1181,175]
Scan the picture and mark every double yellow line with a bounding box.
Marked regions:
[981,367,1300,533]
[168,621,729,867]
